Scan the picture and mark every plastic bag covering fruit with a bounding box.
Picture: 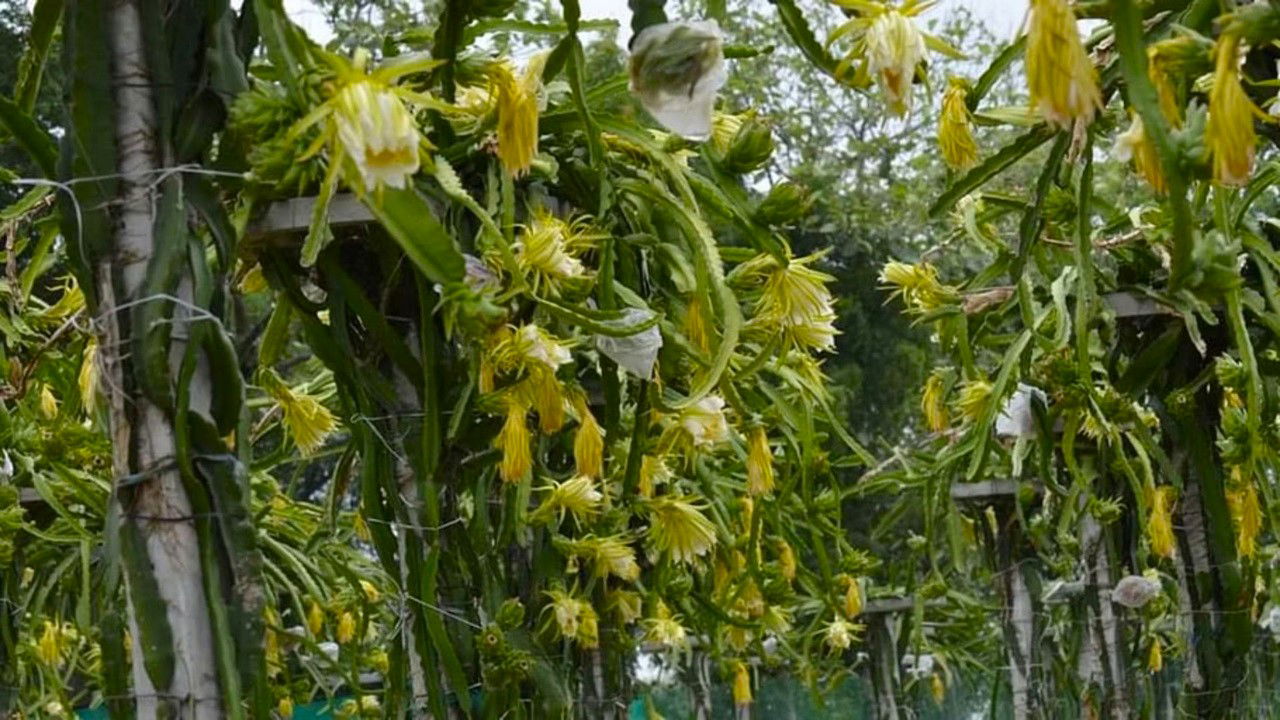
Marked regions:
[595,308,663,379]
[628,20,728,141]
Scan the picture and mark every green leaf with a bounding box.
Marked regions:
[364,187,465,285]
[770,0,844,83]
[15,0,63,113]
[0,95,57,178]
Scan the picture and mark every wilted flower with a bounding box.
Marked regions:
[746,426,775,496]
[921,371,948,433]
[531,475,603,526]
[35,621,64,667]
[574,405,605,479]
[336,611,357,644]
[938,77,978,170]
[931,673,946,705]
[332,79,421,190]
[1147,485,1177,559]
[595,308,664,379]
[307,601,325,637]
[544,590,598,648]
[559,535,641,582]
[359,580,380,604]
[732,661,752,708]
[38,383,58,420]
[1148,637,1163,673]
[260,370,336,455]
[1112,574,1160,608]
[1025,0,1101,129]
[497,399,533,484]
[776,539,797,582]
[643,600,690,649]
[1206,33,1260,186]
[79,337,98,413]
[646,494,718,563]
[278,696,295,719]
[608,589,644,624]
[629,21,728,140]
[1227,482,1262,558]
[512,323,572,371]
[680,395,730,447]
[1113,113,1166,194]
[489,53,548,177]
[638,454,671,499]
[955,379,992,422]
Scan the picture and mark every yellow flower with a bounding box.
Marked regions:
[560,535,641,582]
[931,673,946,705]
[938,77,978,170]
[278,696,295,719]
[1227,482,1262,558]
[879,260,952,312]
[1148,637,1163,673]
[528,369,566,434]
[955,380,992,422]
[638,455,670,498]
[841,575,864,618]
[353,512,371,542]
[35,621,63,667]
[1147,485,1177,559]
[38,383,59,420]
[864,9,927,116]
[369,649,390,674]
[607,589,643,624]
[544,590,598,647]
[1206,33,1260,187]
[336,611,357,644]
[79,336,98,413]
[332,79,420,190]
[577,603,599,649]
[359,579,380,604]
[776,539,797,582]
[753,254,839,352]
[513,210,598,294]
[489,53,547,177]
[514,323,573,371]
[260,370,336,455]
[680,395,730,447]
[921,371,948,433]
[574,406,604,479]
[531,474,603,525]
[732,661,752,707]
[824,617,860,652]
[239,264,268,294]
[307,601,325,636]
[1113,113,1166,195]
[746,426,775,496]
[646,495,718,564]
[642,600,689,649]
[496,399,532,484]
[1026,0,1101,129]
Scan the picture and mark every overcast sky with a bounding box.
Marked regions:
[284,0,1031,45]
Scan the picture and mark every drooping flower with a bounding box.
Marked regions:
[931,674,946,705]
[938,77,979,170]
[260,370,337,455]
[79,336,98,413]
[307,601,325,637]
[1227,482,1262,558]
[1112,574,1160,608]
[824,617,861,652]
[574,404,605,479]
[607,589,644,625]
[684,295,712,353]
[642,600,690,649]
[559,535,641,582]
[995,383,1047,439]
[732,661,752,708]
[746,426,775,496]
[1025,0,1101,129]
[336,611,357,644]
[841,575,864,618]
[955,379,992,422]
[776,538,797,582]
[1148,637,1163,673]
[1113,113,1167,195]
[489,53,548,177]
[680,395,730,447]
[332,79,421,190]
[628,21,728,140]
[544,590,598,648]
[359,580,380,604]
[38,383,59,420]
[514,324,572,371]
[638,454,671,499]
[647,494,718,564]
[496,399,532,484]
[531,475,603,526]
[863,9,927,115]
[921,371,948,433]
[879,260,954,312]
[1147,485,1177,559]
[278,696,295,719]
[35,621,63,667]
[1206,33,1260,187]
